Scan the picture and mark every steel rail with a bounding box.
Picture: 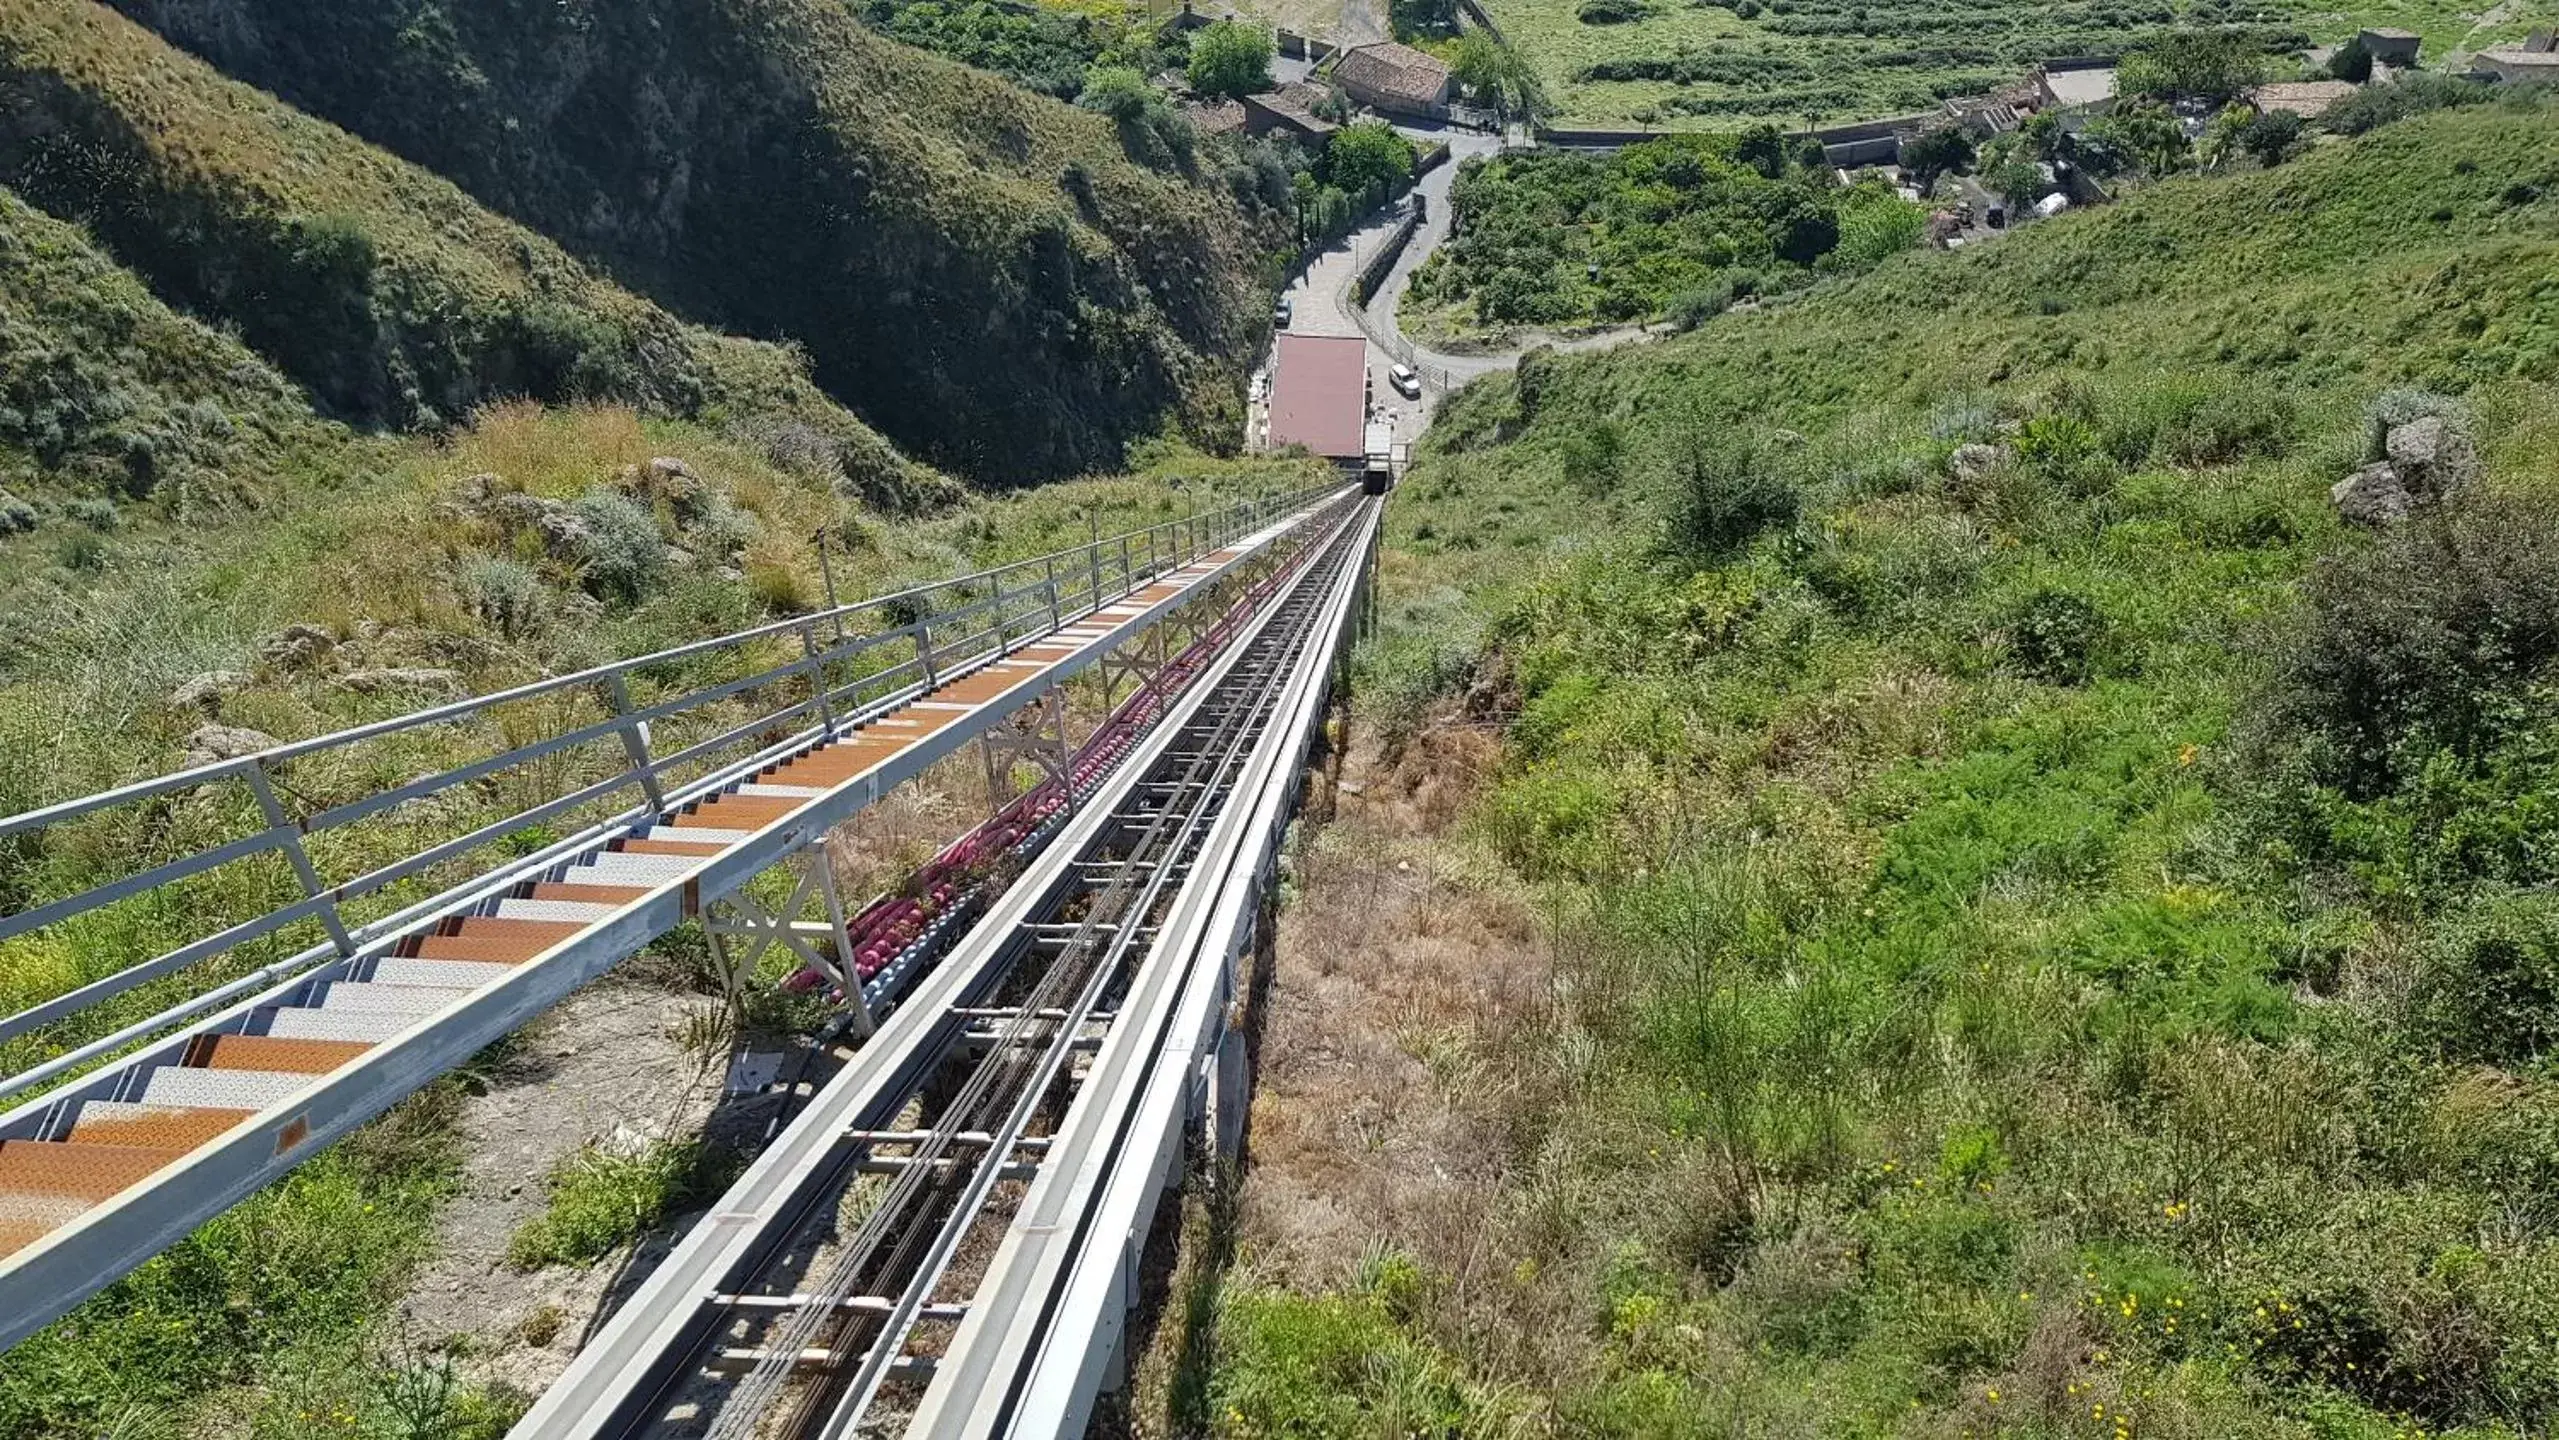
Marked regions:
[797,513,1351,1437]
[910,500,1381,1438]
[505,497,1370,1440]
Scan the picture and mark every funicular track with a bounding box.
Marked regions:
[513,495,1381,1440]
[0,483,1353,1352]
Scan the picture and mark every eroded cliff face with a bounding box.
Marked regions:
[114,0,1271,483]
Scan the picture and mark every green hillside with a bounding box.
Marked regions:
[1186,97,2559,1439]
[107,0,1277,483]
[0,0,943,511]
[0,187,332,522]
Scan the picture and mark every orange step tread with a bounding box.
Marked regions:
[67,1106,254,1151]
[187,1034,373,1074]
[0,1140,185,1201]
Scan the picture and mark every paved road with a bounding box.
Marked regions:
[1252,124,1660,448]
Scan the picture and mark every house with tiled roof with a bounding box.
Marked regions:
[2248,79,2358,118]
[1332,41,1453,119]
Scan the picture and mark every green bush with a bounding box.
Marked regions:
[1186,19,1272,99]
[2258,490,2559,798]
[460,555,546,638]
[571,489,667,602]
[1661,427,1801,560]
[2000,588,2107,685]
[507,1139,711,1269]
[2416,890,2559,1064]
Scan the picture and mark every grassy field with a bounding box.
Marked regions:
[1139,93,2559,1438]
[1485,0,2559,126]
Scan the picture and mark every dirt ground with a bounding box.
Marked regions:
[1233,714,1549,1286]
[394,970,767,1397]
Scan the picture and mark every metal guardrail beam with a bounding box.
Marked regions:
[0,485,1339,1059]
[0,489,1353,1355]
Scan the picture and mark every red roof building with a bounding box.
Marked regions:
[1269,334,1367,461]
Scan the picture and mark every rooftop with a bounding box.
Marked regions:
[2039,64,2117,107]
[2249,79,2359,117]
[2479,45,2559,66]
[1269,334,1368,460]
[1180,98,1246,136]
[1334,41,1452,104]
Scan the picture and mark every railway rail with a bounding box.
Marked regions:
[0,482,1352,1351]
[513,494,1380,1438]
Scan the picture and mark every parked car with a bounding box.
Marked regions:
[1273,296,1293,329]
[1388,362,1421,399]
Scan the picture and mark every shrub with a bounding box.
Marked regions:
[1578,0,1650,23]
[2416,891,2559,1064]
[2240,108,2306,166]
[507,1139,711,1269]
[65,497,119,531]
[0,491,37,535]
[1328,123,1418,194]
[570,489,667,602]
[2324,71,2495,136]
[2257,490,2559,798]
[2001,588,2107,684]
[460,555,546,639]
[2327,36,2373,83]
[1662,427,1802,560]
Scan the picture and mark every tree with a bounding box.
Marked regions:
[2019,109,2068,162]
[2118,29,2266,104]
[1326,122,1416,194]
[1732,123,1790,179]
[1186,20,1272,100]
[1900,126,1975,185]
[2239,108,2306,166]
[1987,159,2045,212]
[2090,100,2191,177]
[2328,35,2373,83]
[1449,32,1547,122]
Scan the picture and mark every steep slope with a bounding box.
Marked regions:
[110,0,1274,482]
[0,0,945,510]
[1181,101,2559,1438]
[0,186,331,518]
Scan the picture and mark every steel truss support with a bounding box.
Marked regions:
[978,689,1076,820]
[703,843,875,1039]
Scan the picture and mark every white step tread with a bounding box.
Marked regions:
[257,1007,421,1042]
[574,853,702,884]
[494,898,621,923]
[139,1066,313,1111]
[644,827,752,846]
[312,981,470,1014]
[734,784,827,799]
[364,958,517,990]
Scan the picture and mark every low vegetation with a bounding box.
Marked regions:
[507,1138,724,1271]
[1177,94,2559,1437]
[1404,130,1922,340]
[1476,0,2544,126]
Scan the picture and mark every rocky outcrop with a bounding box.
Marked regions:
[2331,405,2481,527]
[182,723,279,765]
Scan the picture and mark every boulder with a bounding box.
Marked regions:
[455,472,501,504]
[169,670,250,711]
[1950,442,2009,484]
[488,492,595,556]
[2382,413,2480,496]
[338,667,465,698]
[255,623,336,669]
[2332,462,2415,526]
[183,723,278,766]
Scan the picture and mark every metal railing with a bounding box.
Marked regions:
[0,484,1340,1098]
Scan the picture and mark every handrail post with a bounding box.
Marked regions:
[1043,557,1062,630]
[244,761,355,957]
[604,672,669,814]
[801,623,837,738]
[1119,536,1133,596]
[916,593,941,689]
